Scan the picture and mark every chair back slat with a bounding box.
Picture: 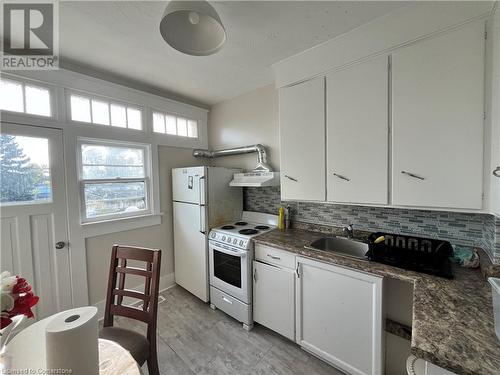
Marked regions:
[103,244,161,341]
[112,289,151,302]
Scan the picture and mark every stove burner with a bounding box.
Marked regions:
[239,229,258,235]
[221,225,235,230]
[255,225,270,230]
[235,221,248,226]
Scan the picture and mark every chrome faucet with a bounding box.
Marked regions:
[343,224,354,239]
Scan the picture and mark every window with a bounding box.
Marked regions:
[0,78,51,117]
[78,140,151,222]
[152,111,198,138]
[70,93,143,130]
[0,134,52,205]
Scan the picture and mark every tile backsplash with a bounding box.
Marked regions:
[244,186,500,263]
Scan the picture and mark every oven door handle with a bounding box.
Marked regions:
[210,243,247,257]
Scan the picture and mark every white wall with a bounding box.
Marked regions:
[489,9,500,216]
[208,85,280,172]
[86,146,203,305]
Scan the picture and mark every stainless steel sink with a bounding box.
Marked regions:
[305,237,369,260]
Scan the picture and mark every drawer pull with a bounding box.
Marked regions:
[401,171,425,180]
[221,296,233,304]
[494,167,500,178]
[267,254,281,260]
[284,175,298,182]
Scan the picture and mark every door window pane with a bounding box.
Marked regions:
[110,104,127,128]
[25,85,51,117]
[153,112,165,133]
[83,181,146,218]
[0,80,24,113]
[0,134,52,204]
[187,120,198,138]
[127,108,142,130]
[165,115,177,135]
[70,95,91,123]
[91,100,110,125]
[177,117,188,137]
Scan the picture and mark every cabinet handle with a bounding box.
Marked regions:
[401,171,425,180]
[253,268,257,282]
[493,167,500,178]
[267,254,281,260]
[295,264,300,278]
[333,173,350,181]
[284,175,298,182]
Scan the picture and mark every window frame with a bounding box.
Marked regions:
[76,138,153,224]
[151,108,199,139]
[67,90,145,132]
[0,76,55,119]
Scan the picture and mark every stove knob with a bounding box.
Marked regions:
[239,240,244,246]
[222,236,226,241]
[227,237,232,243]
[211,232,216,238]
[233,239,238,244]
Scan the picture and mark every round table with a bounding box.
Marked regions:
[4,313,142,375]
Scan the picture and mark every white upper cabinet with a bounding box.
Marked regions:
[326,56,389,205]
[279,77,326,201]
[392,22,485,209]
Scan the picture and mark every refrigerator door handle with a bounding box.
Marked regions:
[199,205,206,234]
[199,175,206,206]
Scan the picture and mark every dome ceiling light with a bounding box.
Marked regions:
[159,1,226,56]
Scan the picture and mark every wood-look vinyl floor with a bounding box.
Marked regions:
[112,285,344,375]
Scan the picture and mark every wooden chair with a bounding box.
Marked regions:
[99,245,161,375]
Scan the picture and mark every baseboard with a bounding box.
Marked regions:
[94,272,176,321]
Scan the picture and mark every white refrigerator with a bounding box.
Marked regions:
[172,166,242,302]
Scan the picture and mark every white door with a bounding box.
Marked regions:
[172,166,205,204]
[0,123,72,319]
[296,257,383,375]
[173,201,208,302]
[327,56,389,204]
[392,22,484,209]
[253,260,295,340]
[279,77,326,201]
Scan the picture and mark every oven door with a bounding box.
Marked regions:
[209,241,251,304]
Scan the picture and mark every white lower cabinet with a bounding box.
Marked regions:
[252,258,295,341]
[296,257,384,375]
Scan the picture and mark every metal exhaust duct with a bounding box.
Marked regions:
[193,144,272,172]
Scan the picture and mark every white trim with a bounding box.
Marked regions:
[81,213,162,238]
[94,273,176,321]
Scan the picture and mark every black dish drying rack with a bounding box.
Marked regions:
[367,232,454,279]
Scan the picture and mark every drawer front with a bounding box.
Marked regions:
[255,244,295,269]
[210,286,252,325]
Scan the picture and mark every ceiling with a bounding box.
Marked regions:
[59,1,410,107]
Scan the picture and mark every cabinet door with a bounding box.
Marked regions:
[253,260,295,340]
[392,22,484,209]
[327,56,389,204]
[296,257,383,375]
[279,77,326,201]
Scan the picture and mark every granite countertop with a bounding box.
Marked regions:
[253,227,500,375]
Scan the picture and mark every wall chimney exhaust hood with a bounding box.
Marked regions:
[193,144,280,187]
[229,171,280,187]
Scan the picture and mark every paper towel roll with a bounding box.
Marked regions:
[45,306,99,375]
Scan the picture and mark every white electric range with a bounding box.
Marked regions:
[208,211,277,330]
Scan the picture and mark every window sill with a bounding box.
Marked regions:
[81,212,163,238]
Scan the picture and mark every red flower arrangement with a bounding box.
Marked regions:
[1,272,39,330]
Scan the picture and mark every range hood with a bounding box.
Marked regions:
[193,144,280,187]
[229,171,280,187]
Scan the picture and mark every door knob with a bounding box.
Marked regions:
[55,241,67,249]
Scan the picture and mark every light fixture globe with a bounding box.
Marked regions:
[159,1,226,56]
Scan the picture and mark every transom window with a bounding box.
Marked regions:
[70,93,143,130]
[152,111,198,138]
[0,78,52,117]
[78,139,151,222]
